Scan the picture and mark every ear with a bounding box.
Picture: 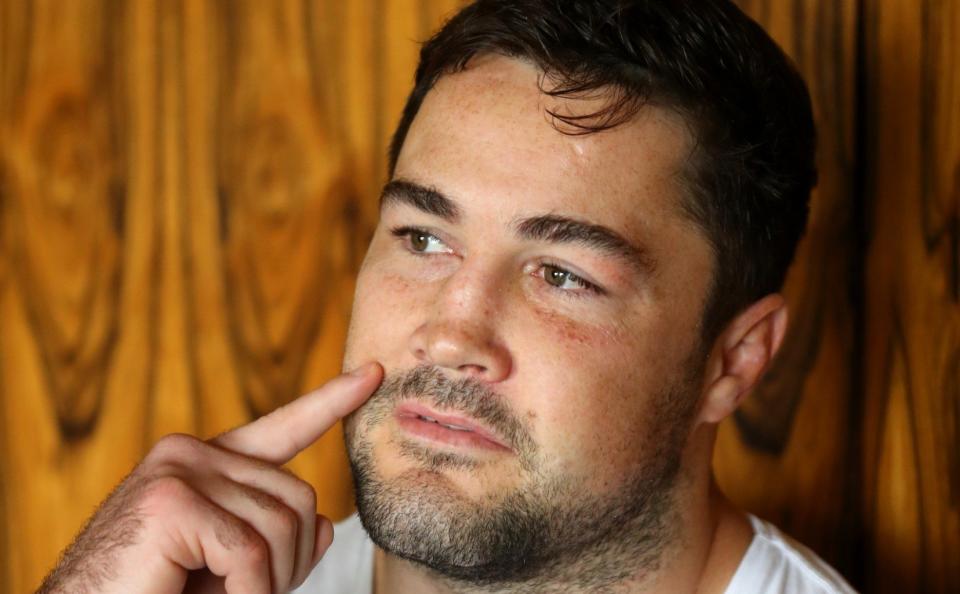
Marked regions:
[696,294,789,425]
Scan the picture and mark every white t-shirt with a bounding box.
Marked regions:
[293,514,857,593]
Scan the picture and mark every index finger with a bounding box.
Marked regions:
[211,362,382,464]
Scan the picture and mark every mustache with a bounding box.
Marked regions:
[359,364,538,460]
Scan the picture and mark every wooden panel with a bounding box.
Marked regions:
[0,3,139,593]
[862,0,960,592]
[714,0,861,584]
[0,1,460,591]
[1,0,957,592]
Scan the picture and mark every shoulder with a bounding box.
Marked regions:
[724,515,858,594]
[291,514,374,594]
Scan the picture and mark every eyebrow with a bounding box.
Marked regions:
[514,215,657,277]
[380,180,460,222]
[380,178,656,276]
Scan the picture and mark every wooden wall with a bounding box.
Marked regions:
[0,1,956,592]
[713,0,862,581]
[860,0,960,591]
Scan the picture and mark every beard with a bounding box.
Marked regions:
[343,363,702,591]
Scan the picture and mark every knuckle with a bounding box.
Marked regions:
[242,487,298,538]
[216,514,266,558]
[288,478,317,513]
[272,502,299,538]
[146,433,201,464]
[139,475,195,514]
[237,529,269,565]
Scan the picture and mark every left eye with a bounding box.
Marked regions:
[540,264,600,293]
[391,227,451,254]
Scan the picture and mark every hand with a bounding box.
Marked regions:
[36,362,383,594]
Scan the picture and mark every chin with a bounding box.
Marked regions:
[346,410,688,590]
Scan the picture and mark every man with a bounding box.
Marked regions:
[39,1,856,593]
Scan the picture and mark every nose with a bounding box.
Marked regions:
[408,264,512,382]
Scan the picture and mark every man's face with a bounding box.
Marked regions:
[342,55,715,585]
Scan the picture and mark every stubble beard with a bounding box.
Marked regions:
[343,364,701,592]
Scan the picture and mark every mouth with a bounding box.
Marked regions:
[393,401,513,453]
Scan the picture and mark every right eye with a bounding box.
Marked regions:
[390,226,452,255]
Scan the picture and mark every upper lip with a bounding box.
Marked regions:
[394,400,512,450]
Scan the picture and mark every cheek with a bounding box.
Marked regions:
[517,314,636,428]
[344,268,423,367]
[515,310,683,476]
[527,300,629,351]
[531,305,595,348]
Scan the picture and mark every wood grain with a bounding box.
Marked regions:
[0,0,956,592]
[715,0,860,578]
[1,0,122,441]
[862,0,960,592]
[0,1,460,591]
[0,2,136,591]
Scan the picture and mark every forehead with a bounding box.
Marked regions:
[394,54,697,236]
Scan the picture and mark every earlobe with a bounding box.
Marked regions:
[697,295,789,425]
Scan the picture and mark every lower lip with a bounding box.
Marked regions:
[395,414,511,453]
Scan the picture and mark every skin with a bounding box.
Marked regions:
[37,54,787,594]
[36,363,384,594]
[343,54,787,593]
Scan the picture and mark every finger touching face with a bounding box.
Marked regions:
[212,362,383,465]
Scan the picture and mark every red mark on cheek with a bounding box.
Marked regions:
[531,305,604,347]
[381,272,417,294]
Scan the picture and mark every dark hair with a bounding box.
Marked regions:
[388,0,817,343]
